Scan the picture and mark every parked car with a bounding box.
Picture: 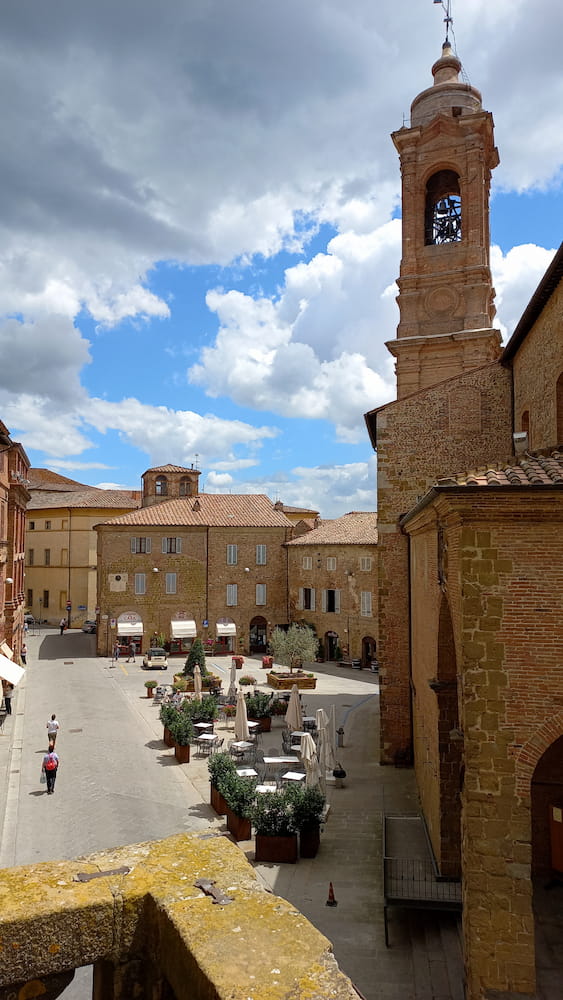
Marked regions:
[142,647,168,670]
[82,620,97,634]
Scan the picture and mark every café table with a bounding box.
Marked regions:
[194,721,214,734]
[236,767,258,778]
[194,733,219,756]
[281,771,306,783]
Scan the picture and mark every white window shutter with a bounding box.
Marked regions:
[176,538,182,553]
[161,537,167,553]
[298,587,304,610]
[130,538,136,553]
[146,538,151,554]
[335,590,341,613]
[311,589,316,611]
[322,590,327,612]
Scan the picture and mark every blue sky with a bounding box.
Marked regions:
[0,0,561,516]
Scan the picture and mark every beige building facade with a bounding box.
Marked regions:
[286,512,378,666]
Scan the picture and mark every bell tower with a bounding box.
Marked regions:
[388,41,502,398]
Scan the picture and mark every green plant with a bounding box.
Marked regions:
[168,712,193,747]
[202,673,222,690]
[269,624,318,672]
[285,784,325,830]
[159,703,176,729]
[173,677,188,692]
[270,699,288,716]
[181,694,218,722]
[239,674,256,686]
[184,638,209,677]
[221,772,257,819]
[245,692,274,719]
[207,752,236,791]
[251,788,296,836]
[144,679,157,689]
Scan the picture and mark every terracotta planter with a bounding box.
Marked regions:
[248,715,272,733]
[145,687,157,698]
[226,807,251,842]
[262,656,273,668]
[255,833,298,864]
[267,672,317,691]
[174,743,191,764]
[163,727,174,747]
[210,783,228,816]
[299,824,321,858]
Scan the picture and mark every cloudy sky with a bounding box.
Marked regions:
[1,0,561,517]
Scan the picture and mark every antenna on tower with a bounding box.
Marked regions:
[433,0,453,45]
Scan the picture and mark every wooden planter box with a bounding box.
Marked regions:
[299,824,321,858]
[174,743,191,764]
[210,783,228,816]
[267,673,317,691]
[248,715,272,733]
[145,687,157,698]
[163,726,174,748]
[255,833,298,864]
[226,807,252,842]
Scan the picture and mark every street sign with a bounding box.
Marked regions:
[110,619,116,628]
[66,601,72,610]
[95,607,100,614]
[203,620,209,627]
[78,605,86,611]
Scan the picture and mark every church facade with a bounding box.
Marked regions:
[366,41,563,1000]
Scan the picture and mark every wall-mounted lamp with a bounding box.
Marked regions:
[244,567,250,573]
[152,567,159,573]
[6,577,13,584]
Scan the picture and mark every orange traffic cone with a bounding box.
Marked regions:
[326,882,338,907]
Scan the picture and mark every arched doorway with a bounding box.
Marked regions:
[531,736,563,995]
[531,736,563,877]
[361,636,377,669]
[249,616,267,655]
[324,631,339,661]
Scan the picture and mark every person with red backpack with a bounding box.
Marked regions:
[42,743,59,794]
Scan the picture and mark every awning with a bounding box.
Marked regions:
[171,620,197,639]
[117,622,144,636]
[0,642,13,660]
[0,654,25,686]
[216,623,236,637]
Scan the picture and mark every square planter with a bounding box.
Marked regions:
[210,783,228,816]
[299,824,321,858]
[248,716,272,733]
[226,807,252,842]
[255,833,298,864]
[174,744,191,764]
[163,726,174,748]
[267,673,317,691]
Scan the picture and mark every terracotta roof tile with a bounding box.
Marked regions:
[142,464,199,475]
[287,511,377,546]
[28,468,92,491]
[436,450,563,490]
[98,494,293,528]
[27,489,142,511]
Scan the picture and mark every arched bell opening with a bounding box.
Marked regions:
[424,169,462,245]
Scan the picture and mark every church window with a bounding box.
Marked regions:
[425,170,462,245]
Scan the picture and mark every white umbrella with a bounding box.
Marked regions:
[301,733,322,788]
[328,704,337,763]
[0,654,25,686]
[234,690,250,741]
[193,664,203,700]
[227,659,237,702]
[284,684,303,732]
[315,707,329,731]
[318,722,336,776]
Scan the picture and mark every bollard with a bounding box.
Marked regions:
[337,726,345,748]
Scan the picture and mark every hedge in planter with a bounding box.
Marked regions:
[181,694,218,724]
[221,772,256,841]
[245,691,274,732]
[251,788,298,864]
[286,784,326,858]
[207,752,236,815]
[168,712,193,763]
[159,702,176,747]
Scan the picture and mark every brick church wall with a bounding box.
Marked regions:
[511,282,563,449]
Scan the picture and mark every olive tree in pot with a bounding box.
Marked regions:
[221,772,257,841]
[168,712,193,763]
[207,752,236,816]
[286,784,326,858]
[251,788,298,864]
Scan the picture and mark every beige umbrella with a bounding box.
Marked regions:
[234,689,250,741]
[193,663,203,700]
[0,654,25,686]
[227,659,237,702]
[315,707,329,731]
[284,684,303,732]
[318,721,336,777]
[301,732,322,788]
[328,704,337,763]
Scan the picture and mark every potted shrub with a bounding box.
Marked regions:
[208,752,236,815]
[262,655,273,668]
[144,679,158,698]
[239,674,256,687]
[169,712,193,763]
[183,637,208,677]
[245,691,274,732]
[252,789,298,864]
[232,655,244,669]
[221,772,256,841]
[182,694,218,725]
[287,784,326,858]
[159,703,176,747]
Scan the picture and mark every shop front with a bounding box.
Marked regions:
[116,613,144,656]
[215,619,236,655]
[169,618,197,657]
[249,616,268,654]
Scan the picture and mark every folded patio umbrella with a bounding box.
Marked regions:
[284,683,303,732]
[193,663,203,700]
[227,659,237,702]
[301,733,322,789]
[0,654,25,686]
[315,707,329,731]
[234,689,250,741]
[318,722,336,776]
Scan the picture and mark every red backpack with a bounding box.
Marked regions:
[45,753,58,771]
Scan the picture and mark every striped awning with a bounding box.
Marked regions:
[171,620,197,639]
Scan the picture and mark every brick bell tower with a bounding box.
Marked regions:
[388,41,502,398]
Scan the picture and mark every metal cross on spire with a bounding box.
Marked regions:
[433,0,453,44]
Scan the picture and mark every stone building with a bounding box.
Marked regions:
[25,470,140,625]
[365,38,563,1000]
[0,422,29,663]
[286,512,378,666]
[95,467,295,657]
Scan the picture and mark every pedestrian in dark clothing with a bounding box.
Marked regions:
[20,643,27,664]
[127,641,136,663]
[59,618,66,635]
[113,641,120,662]
[2,681,13,714]
[42,743,59,794]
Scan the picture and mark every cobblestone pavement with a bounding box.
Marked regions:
[0,629,465,999]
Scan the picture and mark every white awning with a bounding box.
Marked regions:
[117,622,144,636]
[171,620,197,639]
[216,623,236,637]
[0,654,25,686]
[0,642,13,660]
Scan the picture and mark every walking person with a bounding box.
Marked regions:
[42,743,59,794]
[2,680,14,715]
[113,640,120,662]
[20,643,27,665]
[59,618,66,635]
[127,640,136,663]
[46,713,60,745]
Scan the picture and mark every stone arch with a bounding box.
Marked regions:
[530,735,563,877]
[424,169,461,245]
[515,711,563,800]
